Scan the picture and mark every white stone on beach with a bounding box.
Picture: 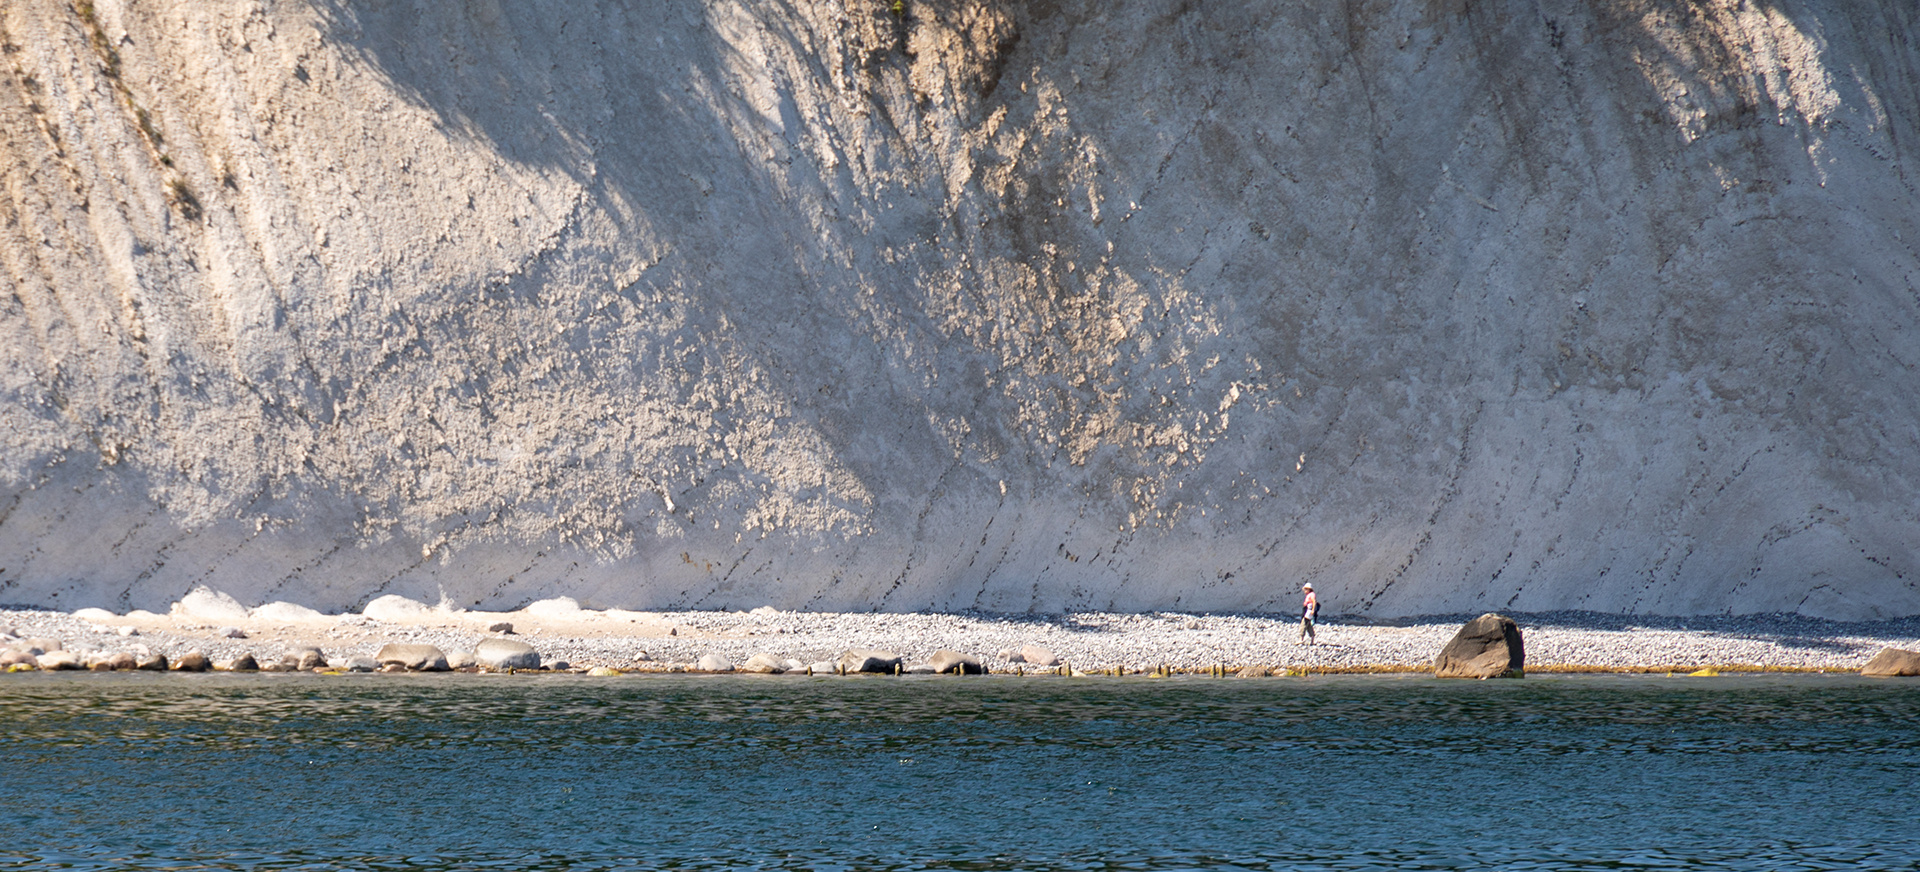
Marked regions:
[1019,644,1060,667]
[524,597,583,618]
[474,638,540,670]
[740,653,784,673]
[696,653,735,672]
[375,643,450,671]
[361,595,431,623]
[36,650,82,670]
[174,588,250,624]
[72,608,117,622]
[446,649,475,669]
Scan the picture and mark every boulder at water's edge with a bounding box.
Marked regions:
[1434,614,1525,679]
[1861,647,1920,677]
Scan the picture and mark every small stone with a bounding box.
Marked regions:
[171,651,213,672]
[136,653,168,671]
[488,622,516,634]
[1434,613,1526,679]
[218,627,249,639]
[374,643,450,671]
[838,649,902,674]
[343,656,379,672]
[904,664,938,674]
[696,653,735,672]
[446,649,476,669]
[259,661,292,672]
[928,649,984,675]
[1861,647,1920,677]
[806,660,836,674]
[632,650,653,662]
[780,658,805,672]
[473,638,540,671]
[119,626,139,637]
[587,666,621,676]
[740,652,785,673]
[548,661,571,671]
[1019,644,1060,667]
[378,662,408,673]
[103,652,137,671]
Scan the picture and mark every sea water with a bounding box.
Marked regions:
[1,672,1915,871]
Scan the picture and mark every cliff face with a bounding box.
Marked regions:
[1,0,1916,619]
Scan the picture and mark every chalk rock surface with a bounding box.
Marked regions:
[1434,613,1527,679]
[0,1,1917,620]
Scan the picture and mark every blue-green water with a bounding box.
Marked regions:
[1,673,1916,871]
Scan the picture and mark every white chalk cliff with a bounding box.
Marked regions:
[1,0,1916,619]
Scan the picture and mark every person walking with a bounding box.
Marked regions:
[1300,583,1318,644]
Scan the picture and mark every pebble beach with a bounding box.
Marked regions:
[5,591,1918,675]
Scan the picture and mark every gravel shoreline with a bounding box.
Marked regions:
[6,605,1918,674]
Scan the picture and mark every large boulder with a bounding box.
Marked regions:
[1861,647,1920,677]
[374,643,450,671]
[838,649,903,674]
[928,650,984,675]
[473,638,541,671]
[1434,613,1525,679]
[0,648,35,668]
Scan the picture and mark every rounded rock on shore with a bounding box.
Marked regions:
[696,653,736,672]
[1861,647,1920,677]
[1018,644,1061,667]
[35,650,82,670]
[0,648,36,668]
[374,643,450,672]
[136,653,168,671]
[928,649,985,675]
[473,638,540,671]
[283,646,330,670]
[342,656,379,673]
[838,649,903,674]
[1434,613,1526,679]
[446,649,476,669]
[171,651,213,672]
[219,654,259,672]
[739,653,784,673]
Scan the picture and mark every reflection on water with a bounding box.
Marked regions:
[1,673,1915,871]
